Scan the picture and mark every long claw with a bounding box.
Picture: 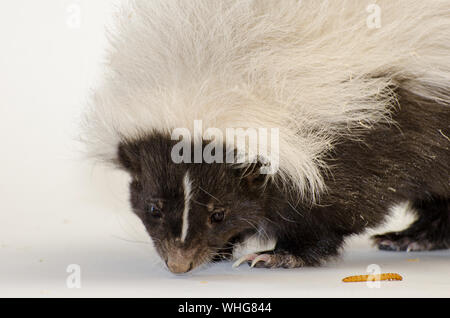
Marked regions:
[250,254,271,268]
[232,253,258,268]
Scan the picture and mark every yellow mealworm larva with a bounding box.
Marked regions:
[342,273,403,283]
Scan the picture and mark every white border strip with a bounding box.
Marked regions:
[180,171,192,243]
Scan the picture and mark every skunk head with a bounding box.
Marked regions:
[118,133,267,273]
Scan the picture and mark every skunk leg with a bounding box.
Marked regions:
[373,197,450,251]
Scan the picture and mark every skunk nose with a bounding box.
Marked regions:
[166,259,193,274]
[166,249,194,274]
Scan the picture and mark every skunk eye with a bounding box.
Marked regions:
[210,211,224,223]
[146,204,162,219]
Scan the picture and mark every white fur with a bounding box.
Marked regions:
[181,171,192,243]
[83,0,450,200]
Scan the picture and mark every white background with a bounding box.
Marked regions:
[0,0,449,298]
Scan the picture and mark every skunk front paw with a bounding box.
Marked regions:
[232,252,306,269]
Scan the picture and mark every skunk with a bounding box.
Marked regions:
[84,0,450,273]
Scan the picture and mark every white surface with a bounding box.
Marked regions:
[0,1,449,298]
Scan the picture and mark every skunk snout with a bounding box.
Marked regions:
[165,249,195,274]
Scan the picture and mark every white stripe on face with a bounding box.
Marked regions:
[180,171,192,243]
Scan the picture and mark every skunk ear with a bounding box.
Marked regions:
[117,142,142,175]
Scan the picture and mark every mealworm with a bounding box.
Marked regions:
[342,273,403,282]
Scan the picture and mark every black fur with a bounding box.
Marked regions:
[373,198,450,251]
[248,90,450,268]
[118,90,449,271]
